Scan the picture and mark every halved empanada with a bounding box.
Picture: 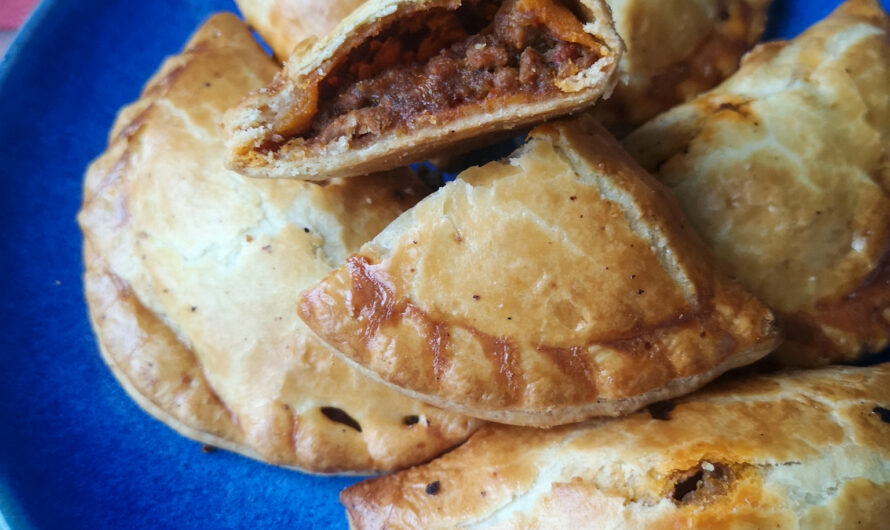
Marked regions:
[299,115,781,426]
[624,0,890,367]
[225,0,624,180]
[78,13,480,474]
[341,363,890,528]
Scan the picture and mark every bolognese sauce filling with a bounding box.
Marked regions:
[286,0,604,150]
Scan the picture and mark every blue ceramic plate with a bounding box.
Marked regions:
[0,1,887,528]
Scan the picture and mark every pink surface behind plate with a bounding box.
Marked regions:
[1,0,39,29]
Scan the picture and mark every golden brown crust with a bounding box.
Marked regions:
[341,363,890,528]
[78,13,480,474]
[624,0,890,367]
[84,240,260,458]
[593,0,771,134]
[224,0,624,180]
[235,0,366,58]
[299,115,780,426]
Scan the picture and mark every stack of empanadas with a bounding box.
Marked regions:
[78,0,890,525]
[78,14,480,473]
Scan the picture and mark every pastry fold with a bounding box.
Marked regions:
[624,0,890,367]
[299,115,781,426]
[341,363,890,529]
[78,13,480,474]
[225,0,624,180]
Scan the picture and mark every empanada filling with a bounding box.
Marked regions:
[281,0,603,150]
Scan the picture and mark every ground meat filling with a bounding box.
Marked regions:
[306,0,601,148]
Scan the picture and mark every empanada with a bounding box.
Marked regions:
[234,0,366,58]
[78,13,480,474]
[224,0,624,180]
[593,0,771,133]
[341,363,890,529]
[299,115,781,426]
[624,0,890,367]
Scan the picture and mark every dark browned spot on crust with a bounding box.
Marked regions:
[472,331,523,404]
[320,407,363,432]
[347,256,407,343]
[648,401,675,420]
[201,444,217,453]
[403,415,420,426]
[670,463,732,505]
[672,469,703,502]
[873,406,890,424]
[425,481,441,496]
[716,101,751,118]
[536,345,597,402]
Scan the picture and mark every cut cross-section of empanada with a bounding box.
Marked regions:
[299,115,781,426]
[225,0,624,180]
[78,13,480,474]
[624,0,890,367]
[341,363,890,529]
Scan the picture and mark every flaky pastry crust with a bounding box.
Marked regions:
[624,0,890,367]
[342,363,890,529]
[299,115,781,426]
[77,13,480,474]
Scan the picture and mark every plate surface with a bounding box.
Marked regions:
[0,0,887,528]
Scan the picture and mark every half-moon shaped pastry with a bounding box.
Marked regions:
[234,0,366,58]
[224,0,624,180]
[341,363,890,529]
[298,115,781,426]
[624,0,890,367]
[593,0,771,133]
[78,13,480,474]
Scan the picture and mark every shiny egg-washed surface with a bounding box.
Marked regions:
[300,116,780,426]
[625,0,890,366]
[77,14,480,474]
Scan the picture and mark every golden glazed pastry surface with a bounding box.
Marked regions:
[593,0,771,132]
[235,0,367,58]
[624,0,890,366]
[299,116,780,426]
[342,363,890,529]
[224,0,624,180]
[78,13,480,474]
